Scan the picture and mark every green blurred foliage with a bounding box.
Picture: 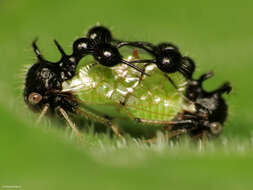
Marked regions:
[0,0,253,189]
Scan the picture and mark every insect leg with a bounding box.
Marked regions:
[180,110,208,120]
[108,122,124,139]
[189,122,222,140]
[135,118,196,127]
[36,104,49,124]
[75,108,124,140]
[144,130,186,143]
[57,107,83,140]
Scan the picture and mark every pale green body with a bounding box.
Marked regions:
[63,58,190,135]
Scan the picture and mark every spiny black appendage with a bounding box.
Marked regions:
[196,72,231,96]
[186,72,232,125]
[196,72,231,95]
[53,39,79,81]
[24,40,79,114]
[54,39,67,57]
[186,72,232,101]
[32,39,43,61]
[87,26,112,44]
[198,71,214,83]
[214,82,232,95]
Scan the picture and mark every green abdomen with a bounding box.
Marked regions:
[63,62,186,123]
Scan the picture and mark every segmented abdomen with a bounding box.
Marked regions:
[63,62,186,122]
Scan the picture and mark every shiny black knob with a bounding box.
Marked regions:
[87,26,112,44]
[155,45,182,73]
[72,38,95,57]
[92,43,122,67]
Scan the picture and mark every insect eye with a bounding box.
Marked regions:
[28,92,42,105]
[209,122,222,135]
[87,26,112,44]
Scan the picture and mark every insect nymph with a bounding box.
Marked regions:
[24,26,231,140]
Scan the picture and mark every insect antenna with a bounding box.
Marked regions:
[57,107,82,139]
[36,104,50,124]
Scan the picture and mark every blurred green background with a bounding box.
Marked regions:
[0,0,253,189]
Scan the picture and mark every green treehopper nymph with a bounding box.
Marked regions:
[23,26,231,141]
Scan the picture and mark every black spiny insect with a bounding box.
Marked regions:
[23,25,232,140]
